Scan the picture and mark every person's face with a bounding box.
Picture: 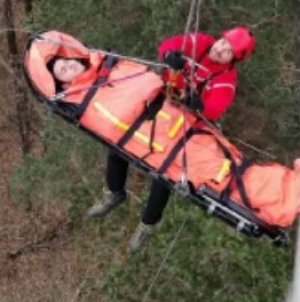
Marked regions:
[53,59,85,83]
[209,38,234,64]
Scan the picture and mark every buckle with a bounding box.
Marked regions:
[174,181,190,197]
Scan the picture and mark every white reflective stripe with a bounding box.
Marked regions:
[211,83,236,91]
[196,63,209,72]
[194,73,206,82]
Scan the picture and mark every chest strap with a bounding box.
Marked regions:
[117,92,165,148]
[157,128,210,174]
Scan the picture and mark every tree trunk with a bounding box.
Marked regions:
[294,0,300,125]
[3,0,18,56]
[24,0,33,15]
[3,0,32,154]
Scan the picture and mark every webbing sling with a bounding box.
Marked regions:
[220,158,259,212]
[211,139,256,210]
[157,128,210,174]
[75,55,118,118]
[148,116,157,153]
[117,92,165,148]
[200,135,256,211]
[234,159,257,210]
[157,127,255,210]
[141,115,158,160]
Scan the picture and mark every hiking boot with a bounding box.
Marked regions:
[127,222,154,254]
[87,188,129,218]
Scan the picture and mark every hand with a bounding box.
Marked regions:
[164,51,187,71]
[186,89,204,112]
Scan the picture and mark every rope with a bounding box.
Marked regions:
[181,0,204,83]
[141,216,187,302]
[141,4,202,299]
[50,70,148,101]
[1,28,167,72]
[231,137,276,160]
[179,0,205,189]
[187,108,277,160]
[180,108,189,187]
[35,36,168,70]
[119,169,140,264]
[189,0,203,83]
[181,0,197,52]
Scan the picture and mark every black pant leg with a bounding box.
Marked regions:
[106,150,129,193]
[141,179,171,225]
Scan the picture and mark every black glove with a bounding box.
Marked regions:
[186,89,204,112]
[164,51,187,71]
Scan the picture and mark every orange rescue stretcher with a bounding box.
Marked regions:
[23,31,300,247]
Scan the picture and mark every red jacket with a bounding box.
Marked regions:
[158,33,237,121]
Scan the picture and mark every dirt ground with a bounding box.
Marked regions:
[0,2,81,301]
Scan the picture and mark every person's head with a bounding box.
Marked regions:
[48,57,87,83]
[209,26,256,64]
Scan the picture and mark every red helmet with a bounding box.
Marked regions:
[222,26,256,61]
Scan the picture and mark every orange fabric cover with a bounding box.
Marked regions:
[231,163,300,227]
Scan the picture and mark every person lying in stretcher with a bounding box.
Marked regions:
[47,57,89,92]
[33,29,299,253]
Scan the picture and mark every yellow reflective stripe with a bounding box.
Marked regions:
[94,103,164,152]
[215,159,231,183]
[95,103,129,131]
[133,129,164,152]
[168,115,184,138]
[157,110,171,120]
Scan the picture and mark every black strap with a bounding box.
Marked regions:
[117,92,165,148]
[141,117,158,160]
[157,128,211,174]
[149,117,157,153]
[229,158,258,211]
[216,146,256,211]
[206,134,256,211]
[75,55,118,118]
[235,162,255,210]
[238,158,253,175]
[49,101,81,121]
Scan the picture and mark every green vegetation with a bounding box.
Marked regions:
[8,0,299,301]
